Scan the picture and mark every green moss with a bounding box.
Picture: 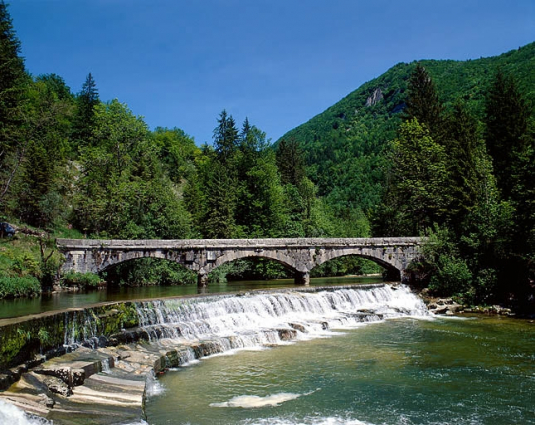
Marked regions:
[0,301,141,371]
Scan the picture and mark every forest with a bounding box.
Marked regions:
[0,3,533,312]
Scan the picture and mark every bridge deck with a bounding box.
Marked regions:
[56,237,425,249]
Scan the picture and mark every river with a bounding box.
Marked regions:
[146,313,534,425]
[1,279,534,425]
[0,276,382,319]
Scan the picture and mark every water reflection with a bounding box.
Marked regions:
[0,276,382,319]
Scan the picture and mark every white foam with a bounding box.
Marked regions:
[145,371,166,397]
[210,392,304,408]
[0,400,51,425]
[243,416,372,425]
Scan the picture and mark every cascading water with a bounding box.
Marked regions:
[0,399,52,425]
[131,284,429,355]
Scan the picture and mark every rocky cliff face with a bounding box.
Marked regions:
[365,88,383,107]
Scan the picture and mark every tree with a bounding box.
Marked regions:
[0,1,27,208]
[213,109,238,164]
[404,63,444,140]
[152,127,198,184]
[203,159,238,238]
[386,118,450,234]
[15,79,72,227]
[442,101,481,230]
[484,69,531,199]
[35,73,73,102]
[71,72,99,150]
[276,139,306,186]
[74,99,193,238]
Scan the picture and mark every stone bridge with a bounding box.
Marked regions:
[56,237,425,287]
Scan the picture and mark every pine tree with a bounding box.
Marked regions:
[213,109,238,164]
[484,69,530,199]
[203,159,237,238]
[276,139,306,186]
[404,63,444,139]
[0,0,27,207]
[442,101,481,230]
[72,72,99,150]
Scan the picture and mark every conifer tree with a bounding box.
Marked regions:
[442,101,481,229]
[484,69,530,199]
[276,139,306,186]
[213,109,238,164]
[0,0,27,207]
[203,159,237,238]
[404,63,444,140]
[72,72,99,150]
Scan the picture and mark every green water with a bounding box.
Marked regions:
[0,276,381,319]
[145,316,535,425]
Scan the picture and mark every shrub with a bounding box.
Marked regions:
[428,255,472,297]
[62,271,104,288]
[0,276,41,298]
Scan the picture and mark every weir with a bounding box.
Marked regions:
[56,237,425,287]
[0,284,429,424]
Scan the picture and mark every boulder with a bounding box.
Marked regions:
[427,298,463,315]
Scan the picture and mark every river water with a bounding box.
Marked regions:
[1,281,534,425]
[135,285,534,425]
[0,276,382,319]
[145,314,534,425]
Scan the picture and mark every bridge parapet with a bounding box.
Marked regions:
[56,237,426,287]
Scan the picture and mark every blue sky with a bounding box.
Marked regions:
[9,0,535,145]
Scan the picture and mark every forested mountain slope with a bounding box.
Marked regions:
[278,42,535,213]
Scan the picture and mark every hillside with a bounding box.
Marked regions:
[277,42,535,214]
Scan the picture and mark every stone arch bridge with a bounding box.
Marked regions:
[56,237,425,287]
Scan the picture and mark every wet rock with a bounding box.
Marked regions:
[72,368,86,386]
[164,349,180,368]
[193,341,225,358]
[44,376,72,397]
[39,394,55,408]
[0,373,16,391]
[277,329,297,341]
[25,355,46,369]
[289,323,307,333]
[428,298,462,315]
[35,366,70,386]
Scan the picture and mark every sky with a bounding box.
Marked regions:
[8,0,535,145]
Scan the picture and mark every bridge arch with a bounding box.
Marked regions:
[204,249,300,276]
[86,248,185,275]
[97,256,197,286]
[311,250,401,280]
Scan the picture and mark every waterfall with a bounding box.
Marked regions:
[132,284,429,354]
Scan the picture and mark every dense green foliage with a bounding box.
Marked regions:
[278,43,535,216]
[61,271,105,289]
[382,66,534,310]
[0,276,40,298]
[0,2,533,308]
